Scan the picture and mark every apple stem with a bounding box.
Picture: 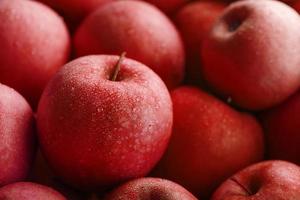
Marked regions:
[111,52,126,81]
[230,177,252,196]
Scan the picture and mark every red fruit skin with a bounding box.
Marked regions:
[37,55,173,190]
[29,149,88,200]
[293,1,300,13]
[0,182,66,200]
[104,178,197,200]
[143,0,190,15]
[0,0,70,109]
[211,160,300,200]
[201,0,300,110]
[174,1,226,86]
[74,0,185,90]
[260,91,300,165]
[38,0,114,31]
[152,86,264,198]
[0,84,35,187]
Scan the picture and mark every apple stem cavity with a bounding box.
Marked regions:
[111,52,126,81]
[230,177,252,196]
[88,193,99,200]
[228,19,242,32]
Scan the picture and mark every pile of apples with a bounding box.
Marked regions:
[1,0,300,199]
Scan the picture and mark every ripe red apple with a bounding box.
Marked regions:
[0,0,70,109]
[211,160,300,199]
[201,0,300,110]
[152,86,264,198]
[0,84,35,186]
[260,91,300,165]
[174,1,226,85]
[74,0,185,89]
[104,178,197,200]
[37,55,173,190]
[38,0,114,30]
[143,0,190,15]
[0,182,66,200]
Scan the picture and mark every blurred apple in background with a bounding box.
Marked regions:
[0,84,35,187]
[142,0,190,15]
[0,182,66,200]
[201,0,300,110]
[0,0,70,109]
[37,55,173,191]
[211,161,300,199]
[152,86,264,198]
[38,0,114,31]
[175,1,226,86]
[260,91,300,165]
[104,178,197,200]
[74,0,185,89]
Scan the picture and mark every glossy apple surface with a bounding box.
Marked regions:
[0,0,70,108]
[211,160,300,199]
[74,0,185,89]
[152,86,264,198]
[104,178,197,200]
[37,55,173,191]
[0,84,35,186]
[201,0,300,110]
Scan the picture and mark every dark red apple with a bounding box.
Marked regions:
[104,178,197,200]
[201,0,300,110]
[0,0,70,109]
[292,1,300,13]
[74,0,185,89]
[211,160,300,199]
[152,86,264,198]
[0,182,66,200]
[143,0,190,15]
[175,1,226,85]
[0,83,35,186]
[37,55,173,191]
[29,149,88,200]
[260,91,300,165]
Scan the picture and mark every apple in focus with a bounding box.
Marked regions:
[37,54,173,190]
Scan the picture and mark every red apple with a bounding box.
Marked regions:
[260,91,300,165]
[201,0,300,110]
[37,0,114,31]
[74,0,185,89]
[0,0,70,109]
[104,177,197,200]
[211,160,300,199]
[0,182,66,200]
[143,0,190,15]
[0,83,35,186]
[175,1,226,86]
[37,54,173,190]
[152,86,264,198]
